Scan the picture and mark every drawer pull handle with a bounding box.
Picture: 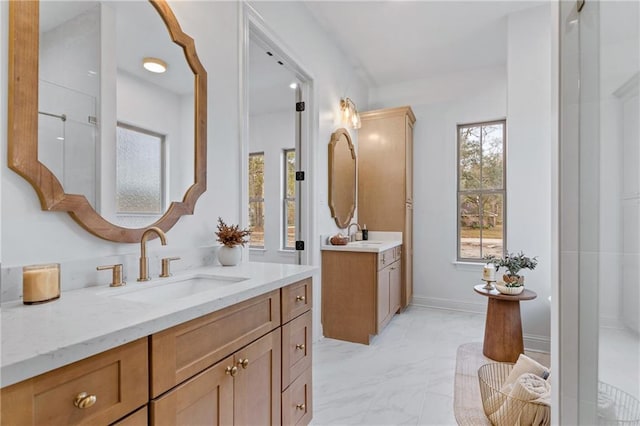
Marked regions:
[295,295,306,302]
[73,392,97,409]
[225,366,238,377]
[296,403,306,411]
[237,358,250,369]
[295,343,306,350]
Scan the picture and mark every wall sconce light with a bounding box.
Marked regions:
[143,57,167,73]
[340,97,361,129]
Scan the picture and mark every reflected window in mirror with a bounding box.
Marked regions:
[283,149,296,250]
[249,152,265,248]
[116,124,165,227]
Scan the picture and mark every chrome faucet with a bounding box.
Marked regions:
[138,227,167,282]
[347,223,361,242]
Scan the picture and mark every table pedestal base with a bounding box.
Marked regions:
[483,298,524,363]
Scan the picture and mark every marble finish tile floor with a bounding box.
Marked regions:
[311,306,487,426]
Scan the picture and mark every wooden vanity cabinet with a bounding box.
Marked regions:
[0,278,313,426]
[322,247,401,344]
[358,106,415,309]
[0,338,148,426]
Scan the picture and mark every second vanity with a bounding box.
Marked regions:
[321,233,402,345]
[0,262,316,425]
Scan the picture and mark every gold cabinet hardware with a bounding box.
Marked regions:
[225,366,238,377]
[295,403,306,411]
[96,264,125,287]
[73,392,97,409]
[160,256,181,278]
[295,295,306,302]
[295,343,306,350]
[237,358,249,369]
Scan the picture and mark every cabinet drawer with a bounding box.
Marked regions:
[1,338,148,426]
[282,367,312,426]
[378,248,397,270]
[282,278,312,323]
[150,290,280,397]
[282,310,312,390]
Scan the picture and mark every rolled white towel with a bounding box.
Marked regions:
[598,391,617,420]
[490,373,551,426]
[500,354,550,394]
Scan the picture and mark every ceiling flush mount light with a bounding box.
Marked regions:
[143,57,167,73]
[340,97,361,129]
[289,82,298,89]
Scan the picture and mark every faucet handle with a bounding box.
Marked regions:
[160,257,181,278]
[97,264,126,287]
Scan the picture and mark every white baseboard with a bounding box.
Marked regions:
[599,315,624,330]
[411,295,486,314]
[412,295,551,353]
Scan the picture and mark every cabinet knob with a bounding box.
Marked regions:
[73,392,97,409]
[237,358,249,369]
[295,343,306,350]
[295,295,306,302]
[296,403,306,411]
[225,366,238,377]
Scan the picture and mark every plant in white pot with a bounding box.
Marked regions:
[215,217,251,266]
[485,251,538,294]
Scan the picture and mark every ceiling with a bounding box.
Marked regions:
[303,1,544,87]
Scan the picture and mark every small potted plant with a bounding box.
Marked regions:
[215,217,251,266]
[485,251,538,294]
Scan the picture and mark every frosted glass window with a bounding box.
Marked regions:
[116,124,165,214]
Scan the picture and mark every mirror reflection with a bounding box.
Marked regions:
[328,128,356,229]
[38,1,195,229]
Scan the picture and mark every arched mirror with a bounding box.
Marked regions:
[328,128,356,229]
[8,0,207,243]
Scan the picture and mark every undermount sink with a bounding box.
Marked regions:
[102,274,248,304]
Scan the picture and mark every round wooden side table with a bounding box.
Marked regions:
[474,284,537,362]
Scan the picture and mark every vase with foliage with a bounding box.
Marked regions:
[215,217,251,266]
[485,251,538,288]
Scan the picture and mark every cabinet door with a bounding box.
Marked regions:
[390,261,402,315]
[150,356,234,426]
[403,203,413,308]
[377,266,391,333]
[234,329,282,426]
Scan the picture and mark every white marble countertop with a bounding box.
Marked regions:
[320,231,402,253]
[0,262,317,387]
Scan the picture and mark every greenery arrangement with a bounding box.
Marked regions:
[215,217,251,248]
[485,251,538,287]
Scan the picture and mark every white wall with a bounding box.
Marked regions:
[248,110,297,264]
[505,4,553,349]
[368,4,553,352]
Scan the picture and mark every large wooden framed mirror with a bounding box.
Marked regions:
[328,128,356,229]
[8,0,207,243]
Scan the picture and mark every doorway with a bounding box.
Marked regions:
[242,6,312,265]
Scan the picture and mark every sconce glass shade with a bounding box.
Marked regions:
[340,97,361,129]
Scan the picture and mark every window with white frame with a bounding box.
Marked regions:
[283,149,296,250]
[248,152,265,248]
[457,120,506,261]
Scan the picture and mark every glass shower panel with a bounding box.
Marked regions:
[597,0,640,408]
[562,0,640,423]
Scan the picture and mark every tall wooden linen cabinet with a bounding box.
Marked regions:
[358,106,415,309]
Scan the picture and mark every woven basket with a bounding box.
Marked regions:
[598,381,640,425]
[478,363,550,426]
